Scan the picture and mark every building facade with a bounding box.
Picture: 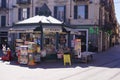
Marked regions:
[0,0,118,52]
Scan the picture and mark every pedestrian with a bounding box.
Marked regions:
[2,44,7,55]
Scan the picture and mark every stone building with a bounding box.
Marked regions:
[0,0,118,52]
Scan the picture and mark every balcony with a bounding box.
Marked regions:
[0,4,9,11]
[54,0,67,3]
[73,0,89,2]
[17,0,31,5]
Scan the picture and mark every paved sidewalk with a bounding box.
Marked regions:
[0,45,120,80]
[89,45,120,67]
[1,45,120,68]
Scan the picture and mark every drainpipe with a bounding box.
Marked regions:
[70,0,72,18]
[98,3,103,52]
[69,0,72,24]
[7,0,9,26]
[32,0,34,17]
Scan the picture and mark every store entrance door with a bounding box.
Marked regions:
[75,31,86,52]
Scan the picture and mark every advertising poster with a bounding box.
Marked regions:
[74,39,81,58]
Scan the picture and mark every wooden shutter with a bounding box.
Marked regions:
[85,5,88,19]
[18,8,22,20]
[64,6,66,22]
[74,5,78,19]
[1,16,6,26]
[54,6,57,18]
[27,8,30,18]
[35,7,39,15]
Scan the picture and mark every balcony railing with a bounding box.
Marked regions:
[17,0,31,5]
[73,0,89,2]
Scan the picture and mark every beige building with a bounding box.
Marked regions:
[0,0,117,52]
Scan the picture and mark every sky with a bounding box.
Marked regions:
[114,0,120,24]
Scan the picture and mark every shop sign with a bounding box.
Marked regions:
[71,31,81,35]
[89,27,99,34]
[43,27,62,33]
[9,30,34,33]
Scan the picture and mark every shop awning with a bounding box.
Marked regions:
[64,27,82,34]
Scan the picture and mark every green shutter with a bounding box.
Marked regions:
[1,16,6,26]
[18,8,22,20]
[27,8,30,18]
[64,6,66,22]
[85,5,88,19]
[35,7,39,15]
[74,5,78,19]
[54,6,57,18]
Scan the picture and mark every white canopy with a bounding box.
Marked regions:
[16,15,63,25]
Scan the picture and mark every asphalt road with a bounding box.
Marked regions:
[0,45,120,80]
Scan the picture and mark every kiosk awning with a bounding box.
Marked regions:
[16,15,63,25]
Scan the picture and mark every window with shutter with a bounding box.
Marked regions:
[18,8,30,21]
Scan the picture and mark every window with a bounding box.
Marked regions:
[57,6,64,21]
[78,6,85,19]
[54,6,66,22]
[74,5,88,19]
[1,0,6,8]
[22,8,27,19]
[18,8,30,21]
